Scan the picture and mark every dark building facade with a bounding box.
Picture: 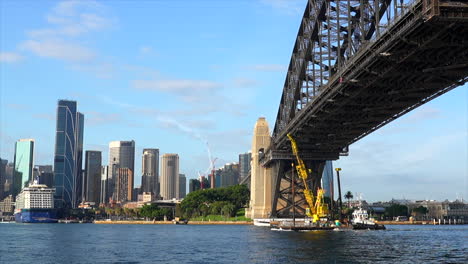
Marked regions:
[84,151,102,204]
[114,167,132,203]
[179,174,186,198]
[189,179,200,193]
[141,148,159,198]
[218,163,240,188]
[238,152,251,182]
[53,100,84,208]
[34,165,54,188]
[0,158,6,199]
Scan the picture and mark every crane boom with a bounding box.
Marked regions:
[287,133,328,222]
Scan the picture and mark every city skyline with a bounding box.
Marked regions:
[0,0,467,202]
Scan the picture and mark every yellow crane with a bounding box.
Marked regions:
[287,133,328,222]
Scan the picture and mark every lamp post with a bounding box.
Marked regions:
[335,168,343,221]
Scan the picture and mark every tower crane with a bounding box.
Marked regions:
[287,133,328,223]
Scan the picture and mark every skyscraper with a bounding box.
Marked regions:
[33,165,54,188]
[160,154,179,200]
[322,160,334,199]
[84,151,102,204]
[53,100,84,208]
[0,158,7,199]
[100,166,109,204]
[4,163,14,196]
[13,139,34,197]
[239,152,252,182]
[179,174,186,198]
[114,168,133,203]
[218,163,240,188]
[108,141,135,200]
[141,149,159,198]
[189,178,200,193]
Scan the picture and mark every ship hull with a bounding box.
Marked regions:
[352,222,386,230]
[15,209,58,223]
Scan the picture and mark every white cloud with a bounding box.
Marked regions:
[132,79,222,93]
[260,0,304,15]
[247,64,287,72]
[85,111,122,126]
[139,46,154,55]
[70,62,115,78]
[6,104,28,110]
[29,0,112,38]
[234,77,259,87]
[20,39,95,62]
[0,52,24,63]
[20,0,114,67]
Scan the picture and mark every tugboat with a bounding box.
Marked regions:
[351,206,385,230]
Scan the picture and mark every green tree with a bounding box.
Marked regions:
[180,184,250,219]
[411,206,428,217]
[199,203,210,219]
[221,203,236,218]
[115,207,124,217]
[385,204,409,218]
[344,191,354,208]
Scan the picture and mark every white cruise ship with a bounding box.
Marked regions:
[14,180,57,223]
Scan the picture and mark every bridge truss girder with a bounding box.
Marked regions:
[268,0,468,218]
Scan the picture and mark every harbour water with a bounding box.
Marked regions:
[0,224,466,263]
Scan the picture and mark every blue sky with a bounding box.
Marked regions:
[0,0,466,202]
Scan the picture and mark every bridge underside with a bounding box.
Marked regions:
[267,0,468,218]
[274,2,468,154]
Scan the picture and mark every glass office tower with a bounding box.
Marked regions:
[13,139,34,197]
[322,160,334,199]
[53,100,84,208]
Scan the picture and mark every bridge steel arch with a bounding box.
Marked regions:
[262,0,468,218]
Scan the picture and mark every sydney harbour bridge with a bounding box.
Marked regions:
[245,0,468,219]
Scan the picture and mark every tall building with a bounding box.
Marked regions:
[100,166,109,204]
[13,139,34,197]
[179,174,186,199]
[84,151,102,204]
[189,179,200,193]
[217,163,240,188]
[239,152,252,182]
[4,163,14,196]
[0,158,7,199]
[33,165,54,188]
[322,160,334,199]
[141,148,159,198]
[53,100,84,208]
[114,167,133,203]
[160,154,179,200]
[108,141,135,200]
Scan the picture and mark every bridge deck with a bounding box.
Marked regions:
[271,0,468,159]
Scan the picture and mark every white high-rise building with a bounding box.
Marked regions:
[141,149,159,198]
[108,141,135,200]
[160,154,179,200]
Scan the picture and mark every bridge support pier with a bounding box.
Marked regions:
[270,159,326,218]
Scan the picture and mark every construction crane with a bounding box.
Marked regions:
[287,133,328,223]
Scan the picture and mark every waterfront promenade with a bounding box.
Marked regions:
[94,220,252,225]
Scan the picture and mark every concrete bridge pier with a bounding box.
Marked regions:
[246,117,273,219]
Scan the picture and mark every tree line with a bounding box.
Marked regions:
[180,184,250,219]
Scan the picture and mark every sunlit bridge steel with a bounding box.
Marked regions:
[261,0,468,218]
